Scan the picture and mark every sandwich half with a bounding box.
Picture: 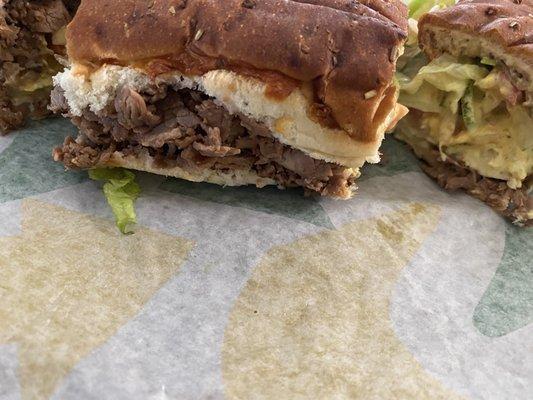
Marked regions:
[0,0,79,134]
[397,0,532,225]
[51,0,408,198]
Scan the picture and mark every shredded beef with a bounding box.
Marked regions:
[52,85,358,198]
[0,98,24,132]
[114,86,162,130]
[193,127,241,158]
[10,0,69,33]
[418,145,532,226]
[0,0,75,134]
[49,84,68,110]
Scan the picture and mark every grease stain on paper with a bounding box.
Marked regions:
[222,203,465,399]
[0,200,194,400]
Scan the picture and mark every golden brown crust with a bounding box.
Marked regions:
[418,0,533,64]
[66,0,407,142]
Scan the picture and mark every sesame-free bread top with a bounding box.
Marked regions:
[418,0,533,91]
[65,0,408,142]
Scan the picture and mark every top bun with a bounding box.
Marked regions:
[65,0,408,142]
[418,0,533,91]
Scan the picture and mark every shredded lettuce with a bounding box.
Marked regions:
[398,0,456,76]
[408,0,456,20]
[480,57,497,67]
[396,21,426,79]
[400,54,489,115]
[89,168,141,234]
[398,53,533,188]
[398,1,532,189]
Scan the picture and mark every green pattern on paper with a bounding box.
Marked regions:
[160,179,334,229]
[473,225,533,337]
[0,119,87,203]
[361,136,420,180]
[160,136,422,228]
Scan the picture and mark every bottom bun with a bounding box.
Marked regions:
[103,150,277,188]
[54,136,359,199]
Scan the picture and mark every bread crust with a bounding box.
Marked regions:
[418,0,533,87]
[101,151,278,190]
[65,0,407,143]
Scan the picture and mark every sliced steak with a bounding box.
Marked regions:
[53,84,358,198]
[114,86,162,130]
[11,0,70,33]
[404,138,532,226]
[193,127,241,158]
[0,0,77,134]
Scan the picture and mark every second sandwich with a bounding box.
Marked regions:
[51,0,408,198]
[397,0,532,224]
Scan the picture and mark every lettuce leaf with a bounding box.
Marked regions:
[480,57,497,67]
[89,168,141,234]
[398,1,455,78]
[408,0,456,20]
[399,54,489,114]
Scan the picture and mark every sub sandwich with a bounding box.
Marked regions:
[51,0,408,198]
[397,0,532,225]
[0,0,79,133]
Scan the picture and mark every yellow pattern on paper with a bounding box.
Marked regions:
[222,203,465,399]
[0,200,194,400]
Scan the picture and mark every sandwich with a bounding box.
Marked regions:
[0,0,79,134]
[396,0,532,226]
[51,0,408,199]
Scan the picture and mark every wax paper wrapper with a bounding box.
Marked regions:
[0,119,531,400]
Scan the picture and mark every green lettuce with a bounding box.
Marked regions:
[89,168,141,234]
[400,54,489,115]
[398,0,457,80]
[408,0,456,20]
[480,57,497,67]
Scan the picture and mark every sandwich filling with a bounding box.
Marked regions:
[398,53,532,190]
[51,74,359,198]
[0,0,76,133]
